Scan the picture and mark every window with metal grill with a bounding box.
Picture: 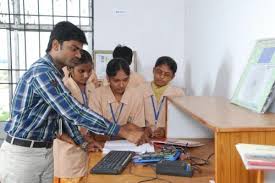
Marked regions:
[0,0,94,122]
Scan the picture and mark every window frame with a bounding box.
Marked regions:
[0,0,94,122]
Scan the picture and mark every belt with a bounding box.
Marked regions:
[5,134,53,148]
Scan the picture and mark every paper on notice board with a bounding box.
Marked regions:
[237,64,275,107]
[95,52,112,79]
[231,38,275,113]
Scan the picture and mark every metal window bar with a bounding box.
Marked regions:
[37,0,41,57]
[7,0,13,123]
[0,0,94,122]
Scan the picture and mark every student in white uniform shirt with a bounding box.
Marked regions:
[102,45,145,88]
[138,56,185,139]
[89,58,147,141]
[53,50,101,183]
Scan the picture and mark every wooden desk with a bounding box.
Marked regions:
[168,96,275,183]
[87,139,214,183]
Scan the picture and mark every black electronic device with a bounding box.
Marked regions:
[90,150,135,175]
[156,160,193,177]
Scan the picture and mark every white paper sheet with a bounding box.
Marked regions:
[103,140,155,154]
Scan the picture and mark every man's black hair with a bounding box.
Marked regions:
[46,21,87,53]
[155,56,178,75]
[112,45,133,65]
[106,58,130,77]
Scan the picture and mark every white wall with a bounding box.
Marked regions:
[184,1,275,182]
[184,0,275,97]
[94,0,185,88]
[167,102,213,138]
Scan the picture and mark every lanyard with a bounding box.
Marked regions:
[109,103,124,123]
[150,95,166,128]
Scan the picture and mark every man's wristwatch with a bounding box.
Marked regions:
[80,141,89,152]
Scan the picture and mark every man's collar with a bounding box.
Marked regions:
[44,54,64,77]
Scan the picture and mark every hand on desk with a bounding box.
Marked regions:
[143,126,166,139]
[152,127,165,139]
[118,123,150,145]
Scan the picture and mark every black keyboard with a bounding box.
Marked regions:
[90,151,135,175]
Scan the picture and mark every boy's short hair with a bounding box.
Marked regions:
[46,21,87,53]
[155,56,177,75]
[112,45,133,65]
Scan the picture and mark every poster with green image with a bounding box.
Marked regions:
[231,38,275,113]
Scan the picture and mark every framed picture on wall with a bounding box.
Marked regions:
[93,50,137,80]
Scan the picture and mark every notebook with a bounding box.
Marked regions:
[236,143,275,170]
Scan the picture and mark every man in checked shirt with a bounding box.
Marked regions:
[0,21,147,183]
